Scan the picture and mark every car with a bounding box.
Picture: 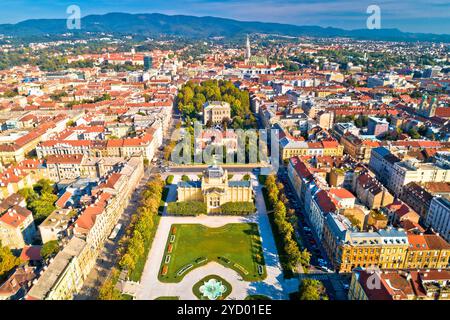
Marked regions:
[319,266,333,273]
[303,226,311,231]
[252,168,260,174]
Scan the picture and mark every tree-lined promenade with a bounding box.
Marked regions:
[263,175,310,276]
[98,176,165,300]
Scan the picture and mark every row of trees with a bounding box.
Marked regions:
[99,176,166,300]
[118,177,165,274]
[264,175,311,272]
[18,179,58,224]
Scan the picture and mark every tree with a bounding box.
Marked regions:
[119,253,136,271]
[0,242,20,278]
[300,249,311,266]
[408,128,421,139]
[166,175,174,185]
[41,240,60,260]
[66,120,76,127]
[181,175,190,182]
[274,201,287,219]
[33,179,54,195]
[284,238,301,268]
[299,279,328,300]
[98,279,123,300]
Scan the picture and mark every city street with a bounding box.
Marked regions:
[277,167,350,299]
[74,166,155,300]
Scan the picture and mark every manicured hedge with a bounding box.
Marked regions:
[220,202,256,215]
[167,201,207,215]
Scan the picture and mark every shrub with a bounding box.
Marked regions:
[167,201,207,216]
[220,202,256,215]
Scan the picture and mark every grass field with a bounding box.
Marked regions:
[158,223,267,283]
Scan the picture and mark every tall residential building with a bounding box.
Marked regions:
[367,116,389,136]
[0,205,36,250]
[370,147,450,196]
[426,196,450,243]
[404,233,450,269]
[144,55,153,71]
[322,213,409,272]
[26,237,93,300]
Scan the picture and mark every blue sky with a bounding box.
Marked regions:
[1,0,450,34]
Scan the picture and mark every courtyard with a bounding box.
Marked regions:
[158,223,266,283]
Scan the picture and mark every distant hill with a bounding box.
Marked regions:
[0,12,449,42]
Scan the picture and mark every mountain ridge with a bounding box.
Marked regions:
[0,12,449,42]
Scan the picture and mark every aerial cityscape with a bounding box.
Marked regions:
[0,0,449,306]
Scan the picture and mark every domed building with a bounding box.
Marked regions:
[177,165,253,213]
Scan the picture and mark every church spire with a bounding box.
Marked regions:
[245,35,251,60]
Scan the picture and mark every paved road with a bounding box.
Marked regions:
[134,176,299,300]
[277,167,350,300]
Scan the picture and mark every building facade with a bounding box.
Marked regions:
[203,101,231,125]
[177,166,253,213]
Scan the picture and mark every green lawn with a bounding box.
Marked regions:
[159,223,267,283]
